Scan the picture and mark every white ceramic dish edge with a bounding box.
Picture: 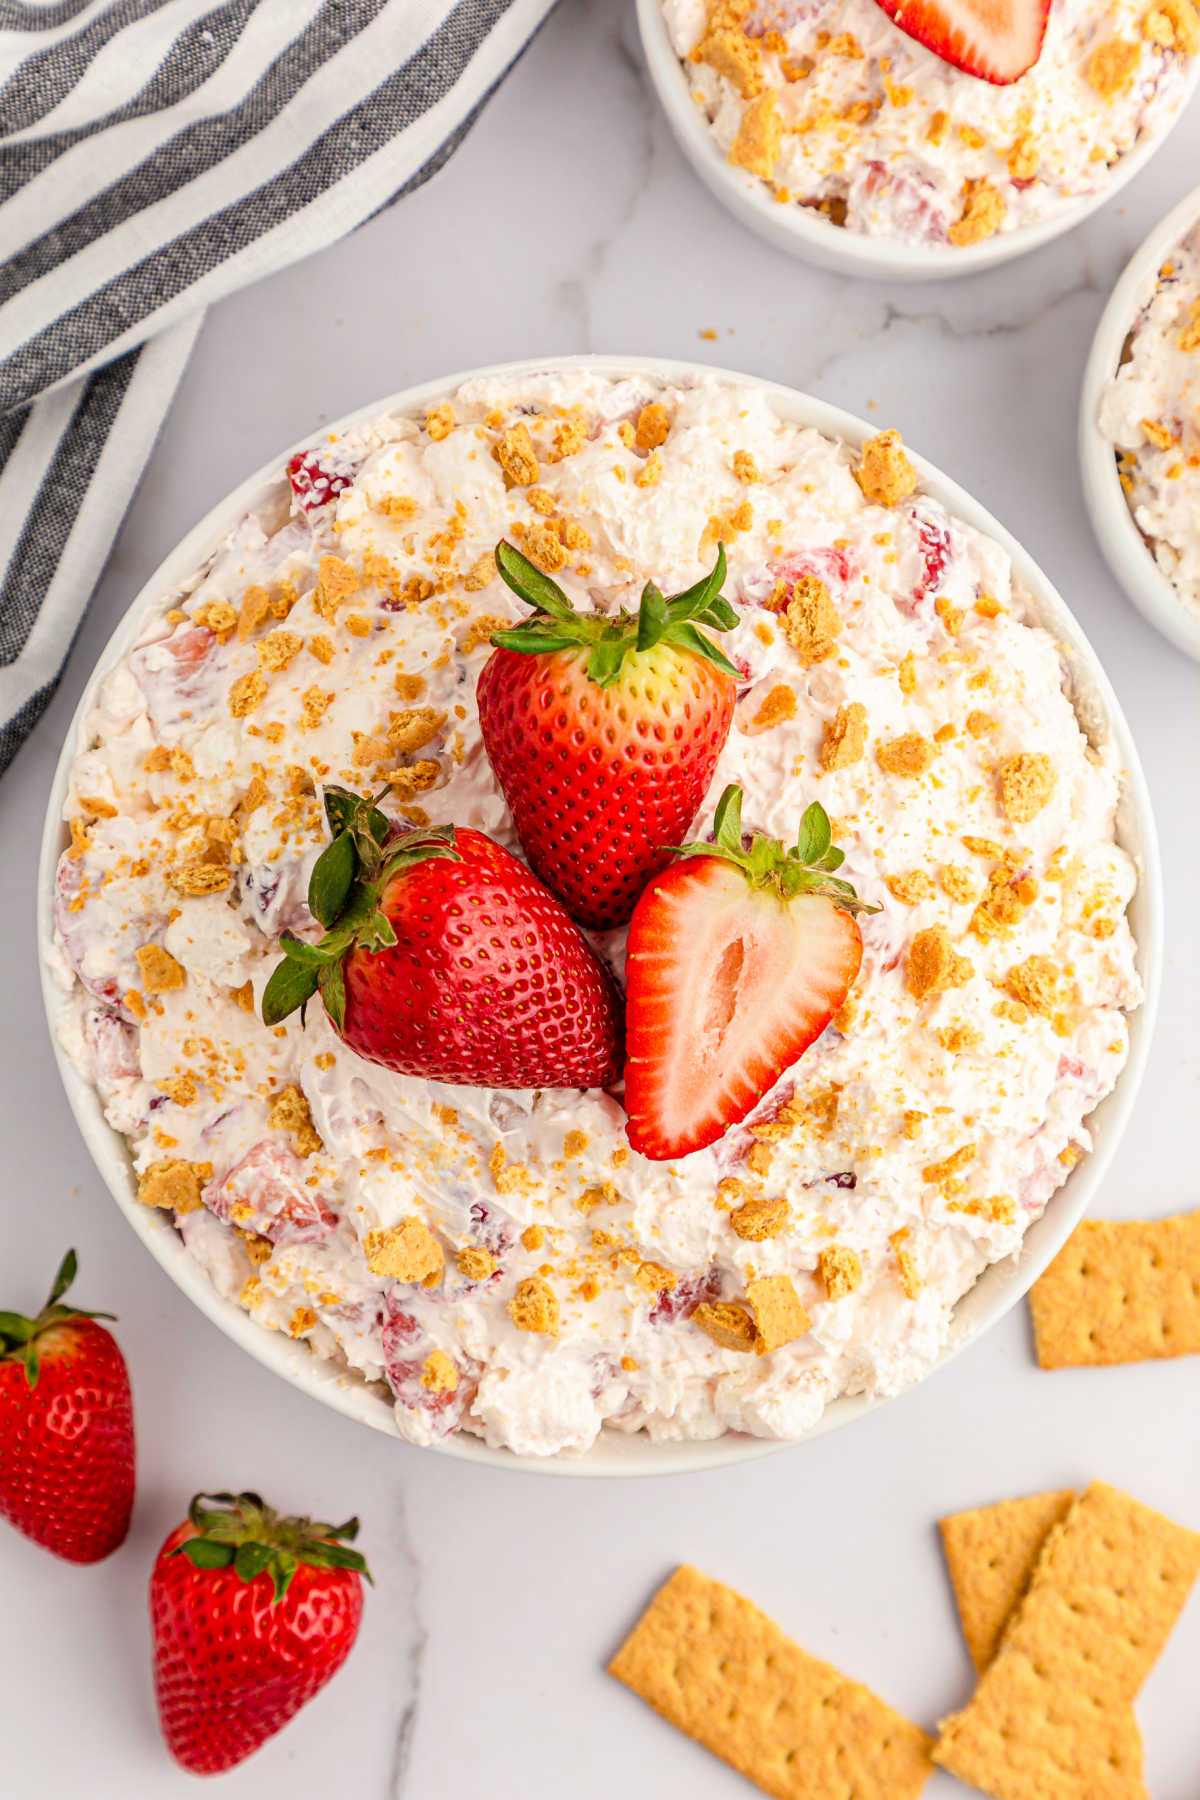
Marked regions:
[38,354,1162,1477]
[1079,179,1200,662]
[636,0,1200,282]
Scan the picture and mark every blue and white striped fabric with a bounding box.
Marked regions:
[0,0,557,774]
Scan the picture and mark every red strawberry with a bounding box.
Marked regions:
[286,450,351,513]
[477,541,739,929]
[872,0,1051,84]
[150,1491,368,1774]
[624,788,875,1162]
[262,788,622,1088]
[0,1250,134,1563]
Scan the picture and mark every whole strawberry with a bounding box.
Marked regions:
[262,788,622,1087]
[624,788,876,1161]
[477,541,739,929]
[0,1250,134,1562]
[150,1491,369,1774]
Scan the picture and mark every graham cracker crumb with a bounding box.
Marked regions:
[364,1217,444,1284]
[939,864,978,904]
[885,870,935,905]
[692,1300,757,1352]
[729,1196,791,1241]
[228,669,267,718]
[732,450,760,482]
[907,925,974,1001]
[746,1274,811,1353]
[256,630,302,672]
[171,864,233,897]
[728,90,782,179]
[694,14,763,98]
[458,1246,496,1282]
[820,700,868,770]
[315,554,359,621]
[496,422,539,487]
[750,684,797,730]
[948,178,1007,247]
[781,574,842,664]
[818,1244,862,1301]
[855,430,917,506]
[420,1349,458,1392]
[237,585,271,640]
[135,944,186,993]
[1002,954,1063,1018]
[1086,35,1141,98]
[425,403,455,441]
[635,402,670,451]
[137,1158,212,1213]
[1143,0,1200,51]
[997,752,1056,824]
[891,1229,922,1299]
[520,1224,545,1252]
[878,732,935,777]
[508,1275,559,1336]
[267,1083,322,1157]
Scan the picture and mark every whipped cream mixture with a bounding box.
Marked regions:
[1098,213,1200,619]
[662,0,1197,245]
[51,372,1141,1457]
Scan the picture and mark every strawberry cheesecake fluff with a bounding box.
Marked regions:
[661,0,1199,246]
[51,371,1141,1458]
[1098,212,1200,619]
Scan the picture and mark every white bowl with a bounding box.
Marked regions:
[636,0,1200,282]
[1080,181,1200,662]
[39,355,1161,1476]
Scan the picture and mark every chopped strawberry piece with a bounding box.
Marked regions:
[380,1298,470,1437]
[203,1142,338,1246]
[871,0,1051,85]
[648,1267,722,1325]
[286,451,351,513]
[914,515,952,603]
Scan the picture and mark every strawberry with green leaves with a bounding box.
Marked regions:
[151,1491,369,1774]
[624,787,877,1161]
[477,541,739,930]
[0,1250,134,1563]
[262,786,622,1088]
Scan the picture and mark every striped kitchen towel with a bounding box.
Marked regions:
[0,0,557,777]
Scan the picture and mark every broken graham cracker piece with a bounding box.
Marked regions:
[363,1217,443,1285]
[940,1489,1076,1674]
[1028,1211,1200,1368]
[609,1566,933,1800]
[934,1481,1200,1799]
[745,1275,810,1353]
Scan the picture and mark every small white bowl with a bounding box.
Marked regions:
[39,355,1161,1476]
[1080,181,1200,662]
[636,0,1200,282]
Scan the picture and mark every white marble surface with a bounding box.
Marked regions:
[5,3,1200,1794]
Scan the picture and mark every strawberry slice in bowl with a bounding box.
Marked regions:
[624,787,877,1163]
[871,0,1052,85]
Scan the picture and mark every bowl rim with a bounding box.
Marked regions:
[38,353,1162,1478]
[1078,179,1200,663]
[635,0,1200,279]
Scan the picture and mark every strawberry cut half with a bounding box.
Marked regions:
[624,788,877,1162]
[872,0,1051,84]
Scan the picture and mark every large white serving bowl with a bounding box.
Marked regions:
[1080,181,1200,662]
[636,0,1200,282]
[39,355,1161,1477]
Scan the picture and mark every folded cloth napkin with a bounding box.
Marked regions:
[0,0,557,776]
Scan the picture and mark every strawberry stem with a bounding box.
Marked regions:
[491,540,739,688]
[171,1492,372,1603]
[0,1251,116,1389]
[262,788,461,1032]
[672,785,880,915]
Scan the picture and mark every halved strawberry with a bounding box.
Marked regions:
[477,542,738,930]
[624,788,876,1162]
[872,0,1050,84]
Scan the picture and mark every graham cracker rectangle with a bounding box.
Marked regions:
[1029,1212,1200,1368]
[609,1565,932,1800]
[940,1489,1076,1674]
[934,1481,1200,1800]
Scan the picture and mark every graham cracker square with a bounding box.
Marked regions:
[609,1565,932,1800]
[1029,1213,1200,1368]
